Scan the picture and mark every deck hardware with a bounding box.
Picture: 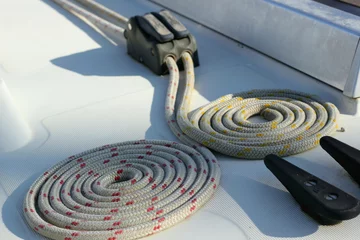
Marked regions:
[125,10,199,75]
[321,136,360,185]
[264,154,360,225]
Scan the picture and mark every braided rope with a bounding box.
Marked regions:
[165,52,340,159]
[52,0,124,34]
[23,140,221,239]
[75,0,128,25]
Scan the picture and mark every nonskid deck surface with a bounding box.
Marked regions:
[1,0,360,239]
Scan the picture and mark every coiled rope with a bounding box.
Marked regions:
[23,140,220,240]
[24,2,222,240]
[24,2,340,240]
[165,52,340,159]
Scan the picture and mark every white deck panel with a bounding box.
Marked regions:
[1,0,360,239]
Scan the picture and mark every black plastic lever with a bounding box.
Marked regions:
[264,154,360,225]
[136,13,174,43]
[321,136,360,185]
[152,10,189,39]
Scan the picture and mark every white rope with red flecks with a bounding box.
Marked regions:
[24,1,221,240]
[23,140,221,240]
[52,0,126,34]
[165,52,340,159]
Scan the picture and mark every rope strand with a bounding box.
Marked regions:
[165,52,340,159]
[23,140,220,239]
[52,0,125,34]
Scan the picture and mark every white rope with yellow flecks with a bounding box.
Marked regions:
[165,52,340,159]
[23,140,220,240]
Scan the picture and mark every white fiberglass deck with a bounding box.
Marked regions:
[1,0,360,239]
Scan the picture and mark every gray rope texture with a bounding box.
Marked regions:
[165,52,340,159]
[52,0,125,34]
[23,140,221,239]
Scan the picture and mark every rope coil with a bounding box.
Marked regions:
[23,140,220,240]
[165,52,340,159]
